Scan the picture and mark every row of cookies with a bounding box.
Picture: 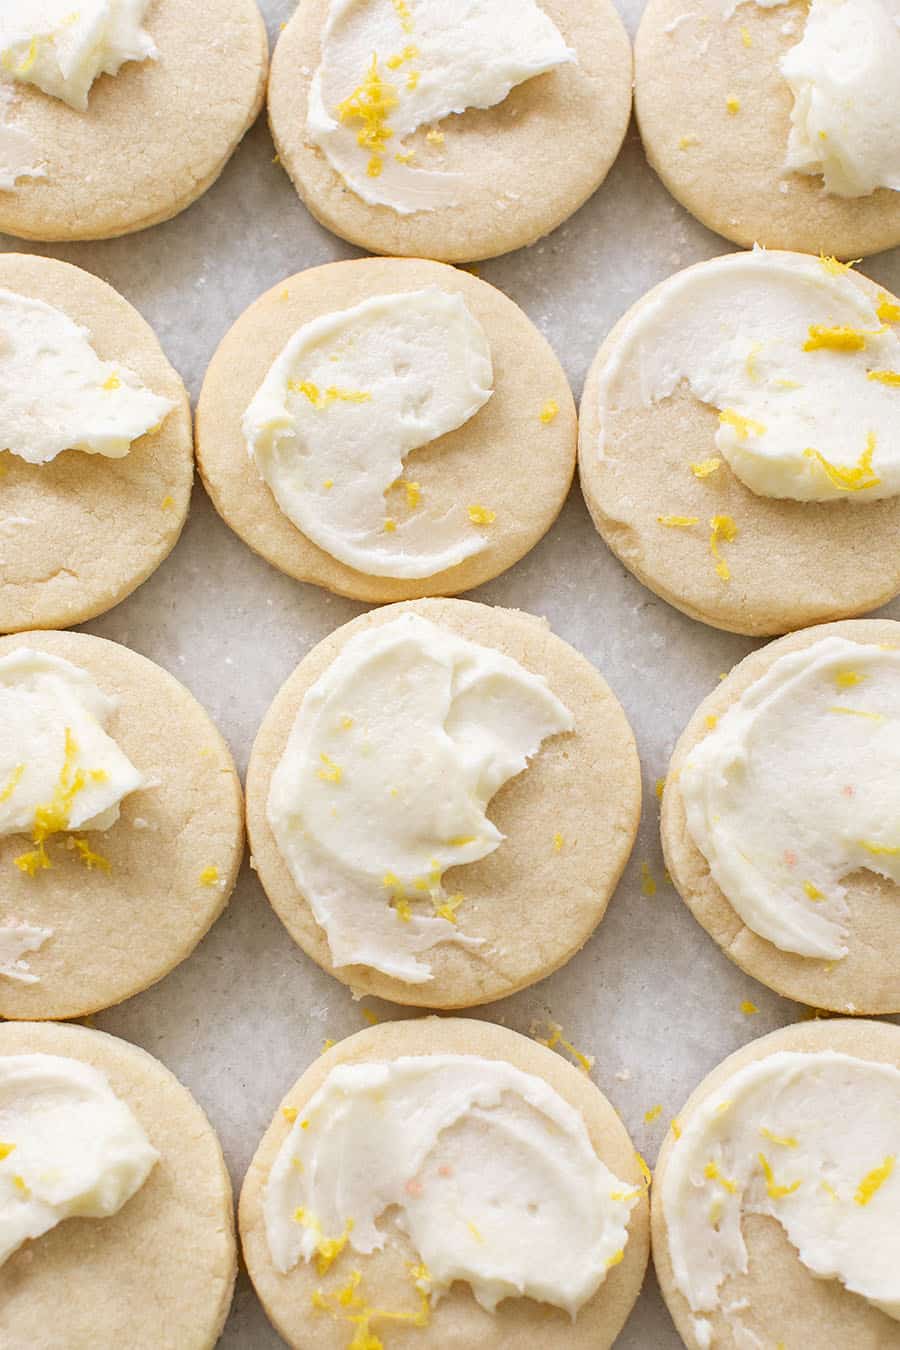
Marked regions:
[2,1011,897,1347]
[3,250,900,638]
[1,1,898,261]
[3,602,896,1020]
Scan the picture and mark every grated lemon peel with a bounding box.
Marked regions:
[467,504,496,526]
[804,433,880,492]
[855,1155,894,1206]
[536,1021,595,1075]
[758,1153,802,1199]
[709,514,738,582]
[540,399,559,424]
[691,458,721,479]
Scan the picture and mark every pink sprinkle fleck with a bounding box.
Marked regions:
[842,785,855,798]
[405,1179,424,1197]
[438,1165,453,1178]
[783,850,797,867]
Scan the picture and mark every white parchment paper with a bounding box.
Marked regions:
[2,1,899,1344]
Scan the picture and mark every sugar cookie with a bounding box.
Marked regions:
[653,1018,900,1350]
[0,0,268,241]
[267,0,632,263]
[197,258,576,603]
[0,1019,236,1350]
[635,0,900,259]
[0,253,193,634]
[240,1017,649,1350]
[662,619,900,1014]
[0,629,244,1021]
[245,598,641,1009]
[579,250,900,636]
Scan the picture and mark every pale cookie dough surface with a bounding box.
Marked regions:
[0,630,244,1021]
[246,598,641,1008]
[0,0,268,242]
[635,0,900,259]
[267,0,632,263]
[240,1016,650,1350]
[578,256,900,637]
[0,253,193,634]
[0,1020,236,1350]
[662,619,900,1014]
[652,1018,900,1350]
[197,258,576,603]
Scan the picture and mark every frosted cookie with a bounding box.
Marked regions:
[662,619,900,1014]
[579,250,900,636]
[0,629,244,1021]
[246,598,641,1008]
[267,0,632,263]
[0,0,268,242]
[197,258,576,603]
[653,1018,900,1350]
[0,1020,235,1349]
[0,253,193,634]
[240,1017,649,1350]
[635,0,900,259]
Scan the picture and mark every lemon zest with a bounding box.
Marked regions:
[425,127,444,145]
[705,1161,738,1194]
[467,504,496,525]
[1,38,39,76]
[391,0,414,32]
[606,1248,625,1268]
[726,95,740,114]
[336,54,399,180]
[741,1000,758,1016]
[0,1142,15,1160]
[860,839,900,856]
[72,838,111,874]
[876,293,900,323]
[644,1104,663,1123]
[657,514,698,528]
[740,25,752,46]
[283,1107,298,1123]
[804,433,880,492]
[835,669,864,688]
[759,1153,802,1199]
[855,1155,894,1206]
[0,763,24,805]
[540,399,559,424]
[760,1126,798,1148]
[719,408,765,439]
[641,861,657,897]
[828,706,882,721]
[537,1022,595,1075]
[867,369,900,386]
[317,753,343,785]
[803,881,824,901]
[655,777,666,800]
[803,324,879,352]
[553,831,565,853]
[818,254,860,276]
[678,134,699,149]
[691,458,721,479]
[199,865,219,887]
[709,514,738,582]
[433,892,464,923]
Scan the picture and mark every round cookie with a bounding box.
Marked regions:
[0,630,244,1021]
[661,618,900,1014]
[267,0,632,264]
[652,1018,900,1350]
[246,597,641,1008]
[634,0,900,259]
[0,253,193,634]
[240,1016,650,1350]
[197,257,577,603]
[578,255,900,637]
[0,1020,236,1349]
[0,0,268,242]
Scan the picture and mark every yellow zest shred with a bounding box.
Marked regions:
[691,458,722,479]
[311,1267,429,1349]
[860,839,900,856]
[0,763,24,805]
[678,134,699,149]
[704,1161,738,1194]
[758,1153,802,1199]
[12,1175,29,1196]
[740,25,752,46]
[855,1155,895,1206]
[391,0,414,33]
[335,54,399,180]
[606,1248,625,1269]
[283,1106,299,1123]
[641,861,657,897]
[636,1151,653,1189]
[657,514,699,528]
[719,408,766,440]
[72,838,111,874]
[760,1126,798,1148]
[425,127,444,145]
[803,881,824,901]
[2,37,39,76]
[644,1104,663,1124]
[876,293,900,323]
[399,479,421,509]
[804,433,880,492]
[828,706,883,721]
[467,504,496,525]
[867,369,900,386]
[433,892,464,923]
[362,1008,380,1026]
[835,669,864,688]
[726,95,740,114]
[540,399,559,424]
[291,380,372,409]
[394,149,415,164]
[317,753,344,785]
[405,71,420,90]
[383,518,397,533]
[448,834,476,847]
[818,254,860,276]
[709,514,738,582]
[14,728,93,877]
[655,777,666,800]
[705,715,718,730]
[160,494,175,511]
[553,831,565,853]
[0,1142,15,1160]
[537,1022,595,1075]
[671,1118,682,1140]
[803,324,879,352]
[199,865,219,887]
[386,45,418,70]
[741,1000,759,1016]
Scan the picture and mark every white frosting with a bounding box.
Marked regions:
[264,1054,636,1314]
[596,250,900,503]
[307,0,574,213]
[267,613,573,983]
[0,289,173,466]
[0,1053,158,1266]
[681,636,900,960]
[0,0,156,111]
[0,649,144,859]
[663,1051,900,1326]
[0,82,43,190]
[0,920,52,983]
[244,288,494,579]
[780,0,900,198]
